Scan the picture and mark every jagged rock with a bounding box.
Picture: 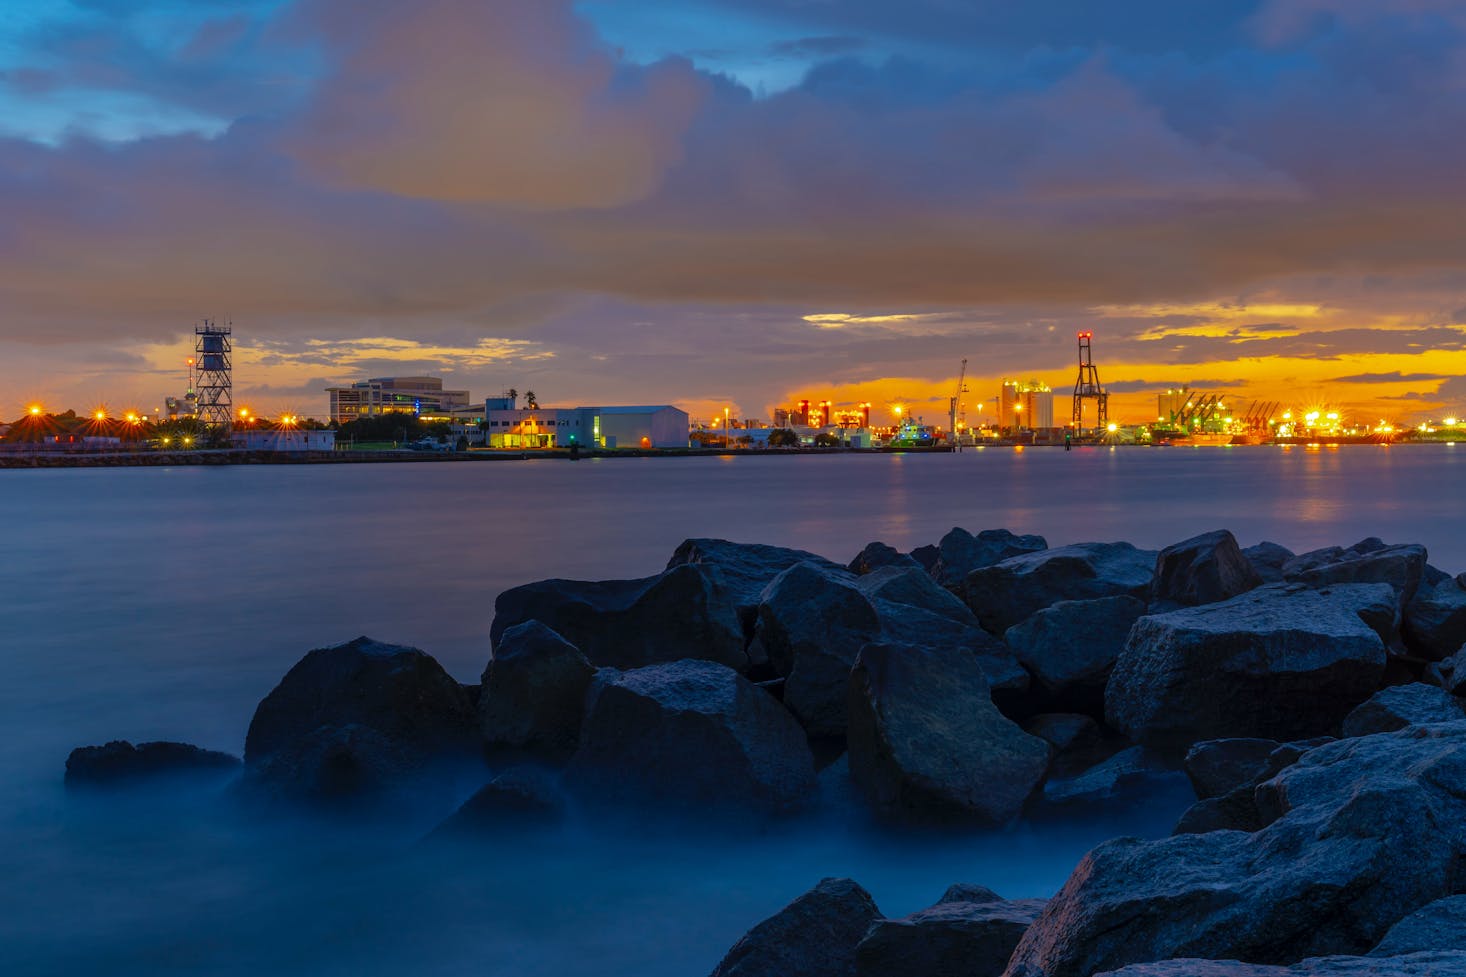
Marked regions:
[1093,952,1466,976]
[756,561,883,736]
[1183,738,1323,800]
[848,541,920,575]
[1106,586,1386,749]
[567,660,816,814]
[668,538,848,635]
[1172,790,1264,834]
[931,528,1048,592]
[1404,578,1466,661]
[430,767,565,835]
[1426,647,1466,695]
[857,564,976,626]
[1006,723,1466,977]
[65,740,240,785]
[490,565,747,672]
[710,877,883,977]
[1152,530,1263,607]
[1285,541,1428,612]
[1023,714,1102,753]
[1316,582,1402,647]
[1342,684,1466,738]
[1370,895,1466,956]
[1006,596,1146,713]
[1244,542,1295,585]
[855,886,1046,977]
[1041,746,1186,810]
[910,544,940,573]
[965,542,1156,635]
[479,621,595,756]
[847,642,1050,824]
[244,637,477,768]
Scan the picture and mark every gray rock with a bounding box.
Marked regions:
[1342,684,1466,738]
[1041,746,1186,810]
[756,561,883,737]
[430,767,565,835]
[1404,578,1466,661]
[567,660,816,814]
[1371,895,1466,956]
[910,544,940,573]
[710,877,883,977]
[1023,714,1102,753]
[856,888,1046,977]
[1152,530,1263,607]
[1175,737,1327,835]
[1172,789,1264,834]
[1005,596,1146,713]
[1244,542,1296,585]
[65,740,240,786]
[931,528,1048,592]
[242,723,414,803]
[1428,647,1466,695]
[1317,582,1401,648]
[244,637,477,768]
[1005,723,1466,977]
[965,542,1156,635]
[479,621,595,756]
[1285,542,1428,613]
[849,541,920,575]
[669,537,848,634]
[857,564,976,626]
[1106,587,1386,749]
[847,642,1050,824]
[1094,952,1466,976]
[490,565,747,672]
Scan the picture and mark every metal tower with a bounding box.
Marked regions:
[194,319,232,433]
[1071,330,1108,431]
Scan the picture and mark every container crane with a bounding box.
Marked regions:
[948,358,968,440]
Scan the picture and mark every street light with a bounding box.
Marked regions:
[724,406,730,449]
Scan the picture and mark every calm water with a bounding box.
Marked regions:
[2,446,1463,976]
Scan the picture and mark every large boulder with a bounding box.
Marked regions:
[1244,542,1296,585]
[429,767,565,836]
[847,642,1050,824]
[1174,737,1326,835]
[931,528,1048,592]
[490,565,747,671]
[1022,714,1102,753]
[755,562,883,737]
[1005,596,1146,713]
[1151,530,1263,608]
[241,724,415,803]
[1370,895,1466,956]
[1341,684,1465,738]
[567,660,816,814]
[478,621,595,756]
[1040,746,1188,811]
[668,538,847,633]
[1404,578,1466,661]
[710,877,883,977]
[965,542,1156,634]
[1285,541,1428,613]
[857,564,976,626]
[1105,586,1387,749]
[855,884,1046,977]
[65,740,240,786]
[244,637,477,768]
[848,541,920,576]
[1094,952,1466,976]
[1005,723,1466,977]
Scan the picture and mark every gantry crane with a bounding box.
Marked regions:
[948,358,969,439]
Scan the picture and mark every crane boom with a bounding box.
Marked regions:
[948,358,969,439]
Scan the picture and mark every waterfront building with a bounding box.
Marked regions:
[998,379,1055,430]
[476,399,689,449]
[233,429,336,452]
[326,377,470,422]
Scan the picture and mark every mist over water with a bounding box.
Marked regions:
[2,446,1463,976]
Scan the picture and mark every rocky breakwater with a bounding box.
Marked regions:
[63,527,1466,976]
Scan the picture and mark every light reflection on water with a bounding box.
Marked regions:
[0,446,1462,976]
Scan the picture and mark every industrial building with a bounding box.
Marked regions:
[232,430,336,452]
[997,379,1055,430]
[326,377,470,423]
[469,394,689,448]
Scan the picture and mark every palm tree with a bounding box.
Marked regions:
[525,390,539,409]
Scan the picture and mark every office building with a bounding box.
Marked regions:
[326,377,470,422]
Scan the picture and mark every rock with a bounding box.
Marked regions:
[567,660,816,814]
[1023,714,1102,753]
[1041,746,1187,810]
[1244,542,1295,585]
[931,528,1048,592]
[910,544,940,572]
[430,767,565,835]
[1152,530,1263,607]
[857,564,976,626]
[668,538,848,636]
[755,561,883,737]
[1105,587,1386,749]
[242,723,414,803]
[710,877,882,977]
[1370,895,1466,956]
[1094,952,1466,976]
[490,565,747,672]
[1183,738,1323,800]
[1005,723,1466,977]
[1425,565,1452,587]
[1428,647,1466,695]
[65,740,240,786]
[1342,684,1465,737]
[847,642,1050,824]
[848,541,919,575]
[1172,790,1264,834]
[855,887,1047,977]
[478,621,595,756]
[1285,542,1428,613]
[1404,578,1466,661]
[244,637,477,768]
[965,542,1156,635]
[1005,596,1146,713]
[1316,582,1401,647]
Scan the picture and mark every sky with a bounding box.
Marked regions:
[2,0,1466,426]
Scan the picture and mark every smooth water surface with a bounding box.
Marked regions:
[1,445,1462,976]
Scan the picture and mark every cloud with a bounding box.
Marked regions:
[1327,371,1456,383]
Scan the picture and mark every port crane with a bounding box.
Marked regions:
[948,359,968,440]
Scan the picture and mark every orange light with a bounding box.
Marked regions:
[93,410,107,421]
[28,405,42,416]
[124,412,139,423]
